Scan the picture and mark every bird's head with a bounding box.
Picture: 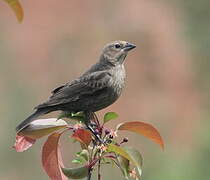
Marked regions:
[101,40,136,65]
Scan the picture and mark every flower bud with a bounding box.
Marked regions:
[95,129,100,134]
[123,137,128,143]
[104,128,110,135]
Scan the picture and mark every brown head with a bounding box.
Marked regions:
[100,40,136,65]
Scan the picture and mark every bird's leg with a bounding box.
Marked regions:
[84,111,103,144]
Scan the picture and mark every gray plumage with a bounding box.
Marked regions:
[16,40,136,132]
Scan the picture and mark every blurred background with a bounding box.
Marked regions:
[0,0,210,179]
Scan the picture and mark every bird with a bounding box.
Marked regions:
[16,40,136,132]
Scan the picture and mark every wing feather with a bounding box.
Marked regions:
[35,71,111,109]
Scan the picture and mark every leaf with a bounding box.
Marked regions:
[13,135,36,152]
[107,144,135,165]
[101,157,112,165]
[42,132,67,180]
[118,155,130,179]
[71,129,92,147]
[72,158,84,164]
[107,144,143,179]
[104,112,118,124]
[58,112,85,122]
[72,149,89,164]
[18,118,67,139]
[77,149,89,161]
[61,166,89,179]
[117,121,164,149]
[122,146,143,177]
[4,0,24,22]
[70,112,86,122]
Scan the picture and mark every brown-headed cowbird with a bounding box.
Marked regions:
[16,40,136,132]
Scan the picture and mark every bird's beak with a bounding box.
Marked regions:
[123,43,136,51]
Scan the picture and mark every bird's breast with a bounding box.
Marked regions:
[89,67,125,112]
[108,65,126,98]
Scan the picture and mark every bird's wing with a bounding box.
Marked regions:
[51,85,65,94]
[35,71,111,109]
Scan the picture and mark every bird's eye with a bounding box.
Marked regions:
[115,44,121,49]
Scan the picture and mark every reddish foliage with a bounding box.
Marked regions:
[42,132,67,180]
[118,121,164,149]
[13,135,36,152]
[71,129,92,147]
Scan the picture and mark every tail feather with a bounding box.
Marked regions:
[16,109,49,132]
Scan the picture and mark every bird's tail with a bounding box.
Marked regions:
[16,108,50,132]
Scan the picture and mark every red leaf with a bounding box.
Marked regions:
[13,135,36,152]
[71,129,92,147]
[117,121,164,149]
[42,132,67,180]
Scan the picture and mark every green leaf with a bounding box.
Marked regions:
[107,144,135,165]
[58,111,86,122]
[71,112,86,122]
[101,157,112,164]
[61,166,89,179]
[72,150,89,165]
[72,158,83,164]
[107,144,143,179]
[122,146,143,178]
[103,112,118,124]
[118,155,130,179]
[76,149,89,161]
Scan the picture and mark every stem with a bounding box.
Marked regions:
[87,157,100,180]
[98,159,101,180]
[90,142,96,162]
[87,167,92,180]
[85,112,103,180]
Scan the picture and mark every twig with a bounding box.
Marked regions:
[85,111,103,180]
[87,167,92,180]
[98,159,101,180]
